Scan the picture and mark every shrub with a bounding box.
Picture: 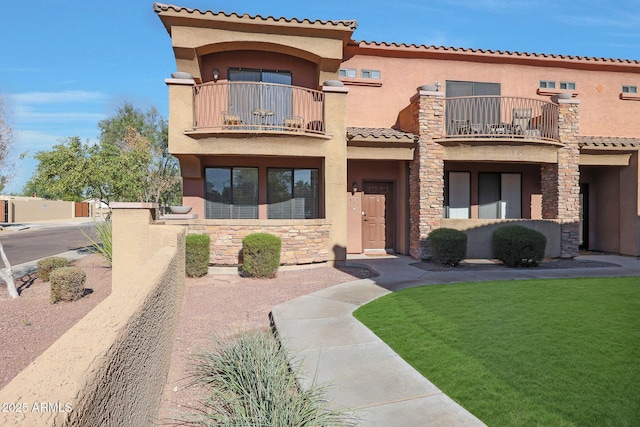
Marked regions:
[429,228,467,266]
[50,266,86,303]
[241,233,281,278]
[492,225,547,267]
[37,256,69,282]
[188,329,356,426]
[186,234,211,277]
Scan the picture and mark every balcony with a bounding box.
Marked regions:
[442,96,560,144]
[192,82,325,135]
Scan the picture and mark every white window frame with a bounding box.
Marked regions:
[361,69,381,79]
[622,85,638,94]
[539,80,556,89]
[339,68,357,78]
[560,81,576,90]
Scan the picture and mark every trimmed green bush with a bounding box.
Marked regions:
[241,233,281,278]
[429,228,467,266]
[50,266,86,303]
[37,256,69,282]
[186,234,211,277]
[492,225,547,267]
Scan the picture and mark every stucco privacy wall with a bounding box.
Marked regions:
[2,199,75,223]
[0,204,185,426]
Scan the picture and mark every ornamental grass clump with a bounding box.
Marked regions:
[241,233,281,278]
[81,217,113,266]
[37,256,69,282]
[187,329,356,427]
[492,225,546,267]
[429,228,467,266]
[186,234,211,277]
[50,266,86,303]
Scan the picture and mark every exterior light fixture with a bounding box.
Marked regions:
[213,68,219,82]
[352,182,358,194]
[435,81,441,91]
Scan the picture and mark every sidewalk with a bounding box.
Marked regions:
[0,217,95,232]
[270,254,640,426]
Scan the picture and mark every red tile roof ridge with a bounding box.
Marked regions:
[355,40,639,64]
[153,3,358,29]
[347,127,417,140]
[580,136,640,147]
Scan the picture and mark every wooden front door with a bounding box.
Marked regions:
[362,182,395,251]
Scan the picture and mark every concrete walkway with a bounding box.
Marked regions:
[270,254,640,426]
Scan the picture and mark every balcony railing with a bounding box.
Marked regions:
[444,96,559,142]
[193,82,325,135]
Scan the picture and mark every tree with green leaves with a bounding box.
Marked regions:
[24,103,181,207]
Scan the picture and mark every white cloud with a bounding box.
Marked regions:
[12,105,105,123]
[9,90,108,104]
[14,129,65,150]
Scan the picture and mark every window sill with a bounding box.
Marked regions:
[340,78,382,87]
[620,93,640,101]
[536,88,578,97]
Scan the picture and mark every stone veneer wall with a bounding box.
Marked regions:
[0,205,186,427]
[187,220,331,265]
[408,89,445,259]
[541,98,581,257]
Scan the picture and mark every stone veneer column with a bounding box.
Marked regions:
[409,86,445,259]
[541,96,581,258]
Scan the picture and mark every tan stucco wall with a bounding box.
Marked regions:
[581,154,640,256]
[619,152,640,255]
[442,219,562,258]
[341,49,640,138]
[581,166,622,253]
[168,24,346,82]
[0,205,185,426]
[6,199,75,222]
[200,50,319,88]
[322,86,349,261]
[347,159,410,253]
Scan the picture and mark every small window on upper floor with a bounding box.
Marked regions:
[539,80,556,89]
[339,68,357,78]
[560,81,576,90]
[622,85,638,94]
[361,69,381,79]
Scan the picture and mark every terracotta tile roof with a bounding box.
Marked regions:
[347,127,417,142]
[580,136,640,149]
[353,41,640,65]
[154,3,358,30]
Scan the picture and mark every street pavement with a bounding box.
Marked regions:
[0,218,95,274]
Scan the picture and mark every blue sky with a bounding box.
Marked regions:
[1,0,639,194]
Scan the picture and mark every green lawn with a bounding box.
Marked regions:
[353,277,640,426]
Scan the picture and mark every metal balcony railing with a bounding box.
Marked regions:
[193,82,325,135]
[444,96,559,142]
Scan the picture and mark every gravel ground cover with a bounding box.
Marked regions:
[0,254,112,389]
